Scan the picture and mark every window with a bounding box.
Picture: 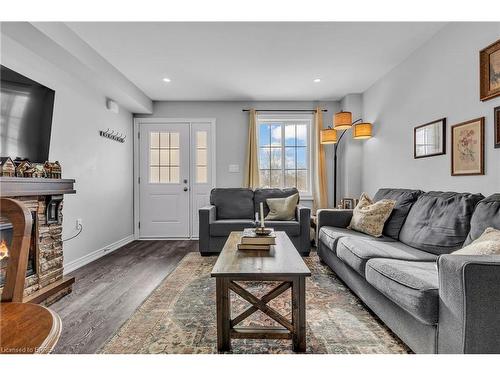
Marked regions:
[149,131,180,183]
[257,115,312,195]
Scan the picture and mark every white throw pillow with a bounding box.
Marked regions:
[452,227,500,255]
[348,193,396,237]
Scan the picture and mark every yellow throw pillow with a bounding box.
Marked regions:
[265,193,299,221]
[452,227,500,255]
[348,193,396,237]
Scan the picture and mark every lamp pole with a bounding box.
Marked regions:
[332,118,363,207]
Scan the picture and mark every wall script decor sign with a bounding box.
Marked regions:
[451,117,485,176]
[480,39,500,101]
[414,118,446,159]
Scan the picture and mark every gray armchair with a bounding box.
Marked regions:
[199,188,311,256]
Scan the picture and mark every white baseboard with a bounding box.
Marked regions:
[63,235,135,275]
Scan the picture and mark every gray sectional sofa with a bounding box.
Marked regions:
[317,189,500,354]
[199,187,311,255]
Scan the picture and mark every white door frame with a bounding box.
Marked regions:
[133,117,216,240]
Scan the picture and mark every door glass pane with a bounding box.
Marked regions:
[196,166,207,183]
[170,149,179,166]
[159,132,169,148]
[149,131,180,184]
[195,131,208,183]
[150,132,160,148]
[170,132,180,148]
[170,167,180,183]
[150,149,160,166]
[196,131,207,148]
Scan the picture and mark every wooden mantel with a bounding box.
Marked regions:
[0,177,76,197]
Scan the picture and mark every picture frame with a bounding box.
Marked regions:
[342,198,355,210]
[495,106,500,149]
[451,117,485,176]
[414,118,446,159]
[480,39,500,101]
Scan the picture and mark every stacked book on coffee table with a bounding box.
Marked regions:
[238,228,276,250]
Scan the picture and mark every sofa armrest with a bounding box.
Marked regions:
[437,254,500,353]
[316,209,353,230]
[295,205,311,255]
[199,205,216,253]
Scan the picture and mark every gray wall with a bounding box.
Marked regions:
[136,101,340,206]
[1,29,135,269]
[362,22,500,197]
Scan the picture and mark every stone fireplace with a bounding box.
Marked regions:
[0,177,75,305]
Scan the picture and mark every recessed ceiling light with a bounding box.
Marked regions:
[163,78,171,83]
[313,78,321,83]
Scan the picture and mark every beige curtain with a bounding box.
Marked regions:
[313,106,328,212]
[243,109,260,189]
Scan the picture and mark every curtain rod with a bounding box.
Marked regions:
[242,109,328,113]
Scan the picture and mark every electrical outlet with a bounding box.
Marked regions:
[76,218,83,230]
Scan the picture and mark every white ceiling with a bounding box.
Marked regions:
[66,22,446,101]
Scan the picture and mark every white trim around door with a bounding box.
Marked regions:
[133,118,216,240]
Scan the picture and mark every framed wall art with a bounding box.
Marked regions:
[480,39,500,101]
[451,117,485,176]
[495,106,500,149]
[414,118,446,159]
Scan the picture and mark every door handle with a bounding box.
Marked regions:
[184,187,189,192]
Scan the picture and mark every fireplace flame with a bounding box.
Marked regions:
[0,239,8,260]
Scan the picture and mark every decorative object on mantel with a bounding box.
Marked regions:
[414,118,446,159]
[451,117,485,176]
[495,106,500,149]
[99,128,126,143]
[480,38,500,101]
[320,110,373,206]
[44,161,62,179]
[0,157,15,177]
[15,159,32,177]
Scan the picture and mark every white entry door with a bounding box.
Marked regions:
[137,119,215,238]
[139,123,190,238]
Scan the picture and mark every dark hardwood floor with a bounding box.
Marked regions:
[51,240,197,354]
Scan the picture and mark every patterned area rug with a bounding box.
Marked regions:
[101,252,410,354]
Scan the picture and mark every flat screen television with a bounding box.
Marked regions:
[0,65,55,163]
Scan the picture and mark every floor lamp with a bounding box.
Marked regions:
[320,111,373,207]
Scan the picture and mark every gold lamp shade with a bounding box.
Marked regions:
[353,122,373,139]
[320,128,337,144]
[334,111,353,130]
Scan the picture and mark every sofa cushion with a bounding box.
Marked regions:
[399,191,484,255]
[464,194,500,246]
[210,188,255,220]
[318,226,396,255]
[373,188,423,239]
[336,237,437,276]
[209,219,255,237]
[254,188,299,217]
[365,259,439,325]
[264,221,300,236]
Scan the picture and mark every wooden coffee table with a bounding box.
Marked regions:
[211,231,311,353]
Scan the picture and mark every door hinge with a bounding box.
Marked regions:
[138,177,140,184]
[138,221,141,229]
[138,132,140,139]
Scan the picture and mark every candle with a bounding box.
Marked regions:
[260,202,265,228]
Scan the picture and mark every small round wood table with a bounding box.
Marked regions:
[0,303,62,354]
